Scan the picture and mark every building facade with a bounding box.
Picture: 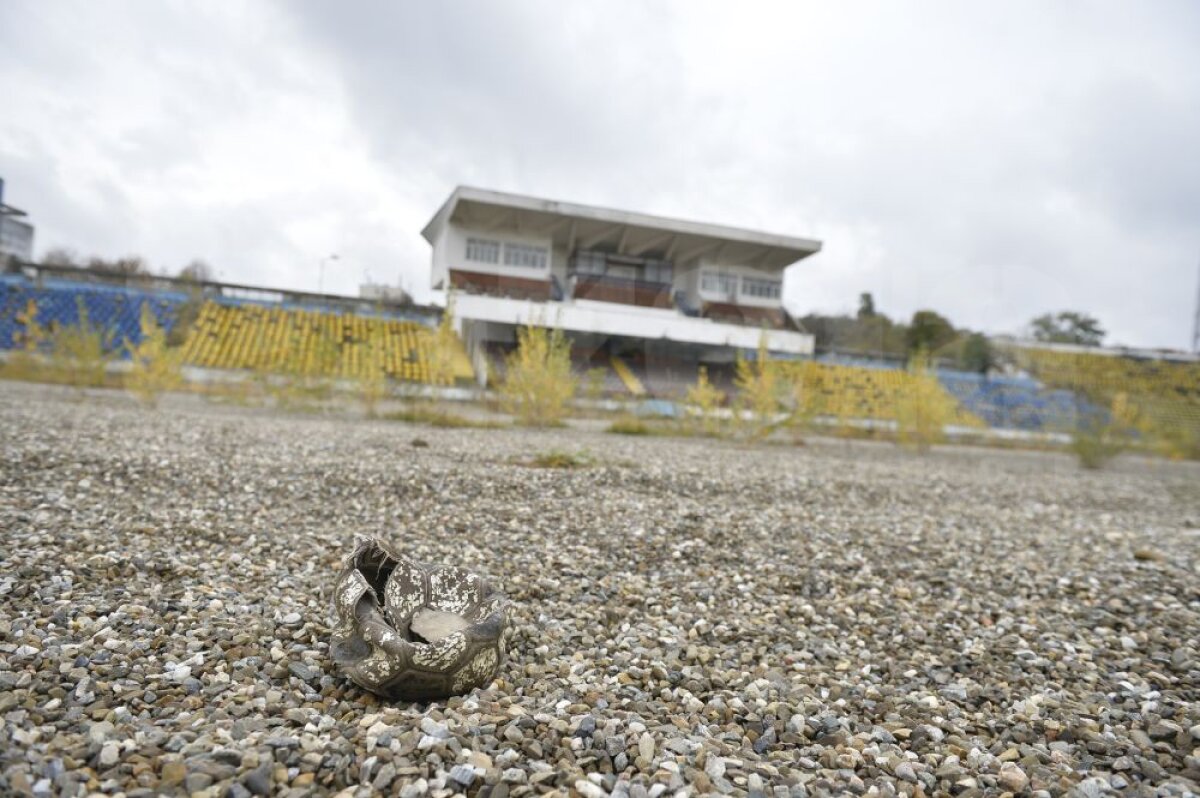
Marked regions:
[421,187,822,385]
[0,179,35,263]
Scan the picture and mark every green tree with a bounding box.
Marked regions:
[1030,311,1105,346]
[958,333,995,374]
[798,309,907,359]
[905,310,956,356]
[857,292,876,319]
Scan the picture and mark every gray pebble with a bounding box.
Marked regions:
[2,383,1197,798]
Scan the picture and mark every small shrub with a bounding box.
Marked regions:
[204,378,259,407]
[125,303,184,407]
[2,299,48,381]
[499,324,577,426]
[1155,423,1200,461]
[683,366,725,437]
[733,335,781,440]
[895,349,945,452]
[383,405,503,429]
[358,366,387,417]
[356,326,389,418]
[781,365,819,444]
[273,336,337,412]
[607,416,653,436]
[1071,420,1125,469]
[427,291,463,387]
[1071,393,1137,469]
[274,376,329,412]
[49,300,117,391]
[166,291,205,348]
[526,449,591,468]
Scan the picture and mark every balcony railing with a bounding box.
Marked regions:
[450,268,552,301]
[701,301,789,329]
[569,272,672,309]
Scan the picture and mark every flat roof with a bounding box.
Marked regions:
[421,186,821,270]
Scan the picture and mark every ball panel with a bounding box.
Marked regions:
[353,645,408,690]
[383,559,426,627]
[452,645,500,694]
[429,567,480,614]
[410,631,468,671]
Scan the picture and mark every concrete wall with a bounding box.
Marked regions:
[454,293,813,355]
[430,222,451,289]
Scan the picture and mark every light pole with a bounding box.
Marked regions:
[318,253,339,295]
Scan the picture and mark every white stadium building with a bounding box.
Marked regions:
[421,187,822,393]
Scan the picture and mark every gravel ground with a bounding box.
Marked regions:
[2,380,1199,798]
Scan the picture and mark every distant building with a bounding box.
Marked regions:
[422,186,822,386]
[992,335,1200,364]
[0,178,35,263]
[360,283,413,304]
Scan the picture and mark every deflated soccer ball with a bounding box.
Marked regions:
[330,538,509,701]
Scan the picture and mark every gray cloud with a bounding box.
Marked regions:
[2,1,1198,348]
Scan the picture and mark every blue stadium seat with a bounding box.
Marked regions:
[937,370,1093,431]
[0,275,187,356]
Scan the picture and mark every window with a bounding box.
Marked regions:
[503,242,548,270]
[701,270,737,295]
[741,276,782,300]
[573,250,606,275]
[643,259,673,283]
[465,237,500,264]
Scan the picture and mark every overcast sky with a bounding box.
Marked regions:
[2,1,1198,349]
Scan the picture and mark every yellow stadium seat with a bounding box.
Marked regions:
[772,360,984,428]
[178,301,473,385]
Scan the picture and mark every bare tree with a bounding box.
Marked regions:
[43,247,80,267]
[177,260,214,282]
[86,255,150,276]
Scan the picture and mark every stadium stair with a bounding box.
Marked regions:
[609,355,646,396]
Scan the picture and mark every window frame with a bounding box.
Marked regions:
[465,237,501,265]
[701,270,738,296]
[502,241,549,270]
[740,276,782,300]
